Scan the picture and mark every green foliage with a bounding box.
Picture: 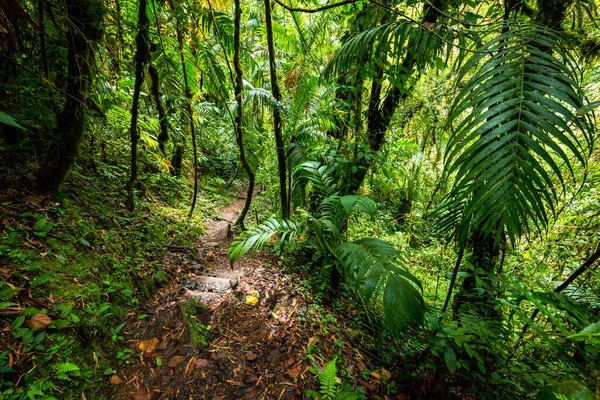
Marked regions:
[309,358,361,400]
[230,163,425,334]
[228,217,300,265]
[437,22,595,245]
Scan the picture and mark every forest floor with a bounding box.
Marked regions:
[1,173,409,400]
[107,190,394,400]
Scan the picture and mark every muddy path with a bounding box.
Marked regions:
[110,192,316,400]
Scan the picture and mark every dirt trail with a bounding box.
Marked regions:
[112,192,314,400]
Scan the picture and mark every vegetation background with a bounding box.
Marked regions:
[0,0,599,398]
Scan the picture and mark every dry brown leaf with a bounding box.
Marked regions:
[307,336,317,347]
[357,361,366,372]
[196,358,210,368]
[26,313,52,329]
[381,367,391,380]
[286,364,302,379]
[246,351,258,361]
[138,338,159,354]
[168,355,185,367]
[185,356,197,376]
[110,375,123,385]
[130,388,150,400]
[370,371,381,382]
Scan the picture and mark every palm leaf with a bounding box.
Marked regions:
[437,22,595,245]
[228,218,300,266]
[336,238,425,335]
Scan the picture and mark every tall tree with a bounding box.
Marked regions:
[264,0,289,218]
[233,0,254,228]
[36,0,104,192]
[126,0,150,209]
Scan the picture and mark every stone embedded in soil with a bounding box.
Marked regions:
[185,276,237,292]
[184,290,223,304]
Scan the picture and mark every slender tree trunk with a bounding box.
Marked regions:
[175,23,199,217]
[264,0,289,219]
[233,0,254,229]
[36,0,102,192]
[38,0,48,80]
[343,0,442,195]
[127,0,150,209]
[114,0,124,79]
[149,63,169,155]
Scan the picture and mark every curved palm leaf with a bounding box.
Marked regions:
[326,20,466,86]
[228,218,300,266]
[336,238,425,335]
[437,22,595,245]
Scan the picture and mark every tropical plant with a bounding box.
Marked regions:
[437,21,595,246]
[229,161,425,335]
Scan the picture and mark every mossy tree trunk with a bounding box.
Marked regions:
[264,0,289,219]
[233,0,255,229]
[36,0,103,192]
[126,0,150,210]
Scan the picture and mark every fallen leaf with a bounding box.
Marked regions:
[196,358,210,368]
[381,367,391,380]
[357,361,366,372]
[185,356,197,376]
[245,295,259,306]
[246,351,258,361]
[307,336,317,347]
[130,389,150,400]
[370,371,381,382]
[168,355,185,367]
[110,375,123,385]
[286,364,302,379]
[138,338,159,354]
[26,313,52,329]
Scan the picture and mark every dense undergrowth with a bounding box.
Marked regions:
[0,155,232,398]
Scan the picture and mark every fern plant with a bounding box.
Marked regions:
[308,358,361,400]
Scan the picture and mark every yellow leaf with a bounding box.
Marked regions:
[138,338,159,354]
[185,356,197,376]
[245,295,259,306]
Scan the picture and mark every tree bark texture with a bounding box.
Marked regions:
[36,0,103,192]
[127,0,150,209]
[233,0,255,229]
[264,0,289,219]
[149,63,169,155]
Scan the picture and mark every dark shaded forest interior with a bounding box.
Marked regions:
[1,0,600,399]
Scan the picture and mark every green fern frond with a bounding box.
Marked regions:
[0,285,17,302]
[318,358,338,400]
[326,20,464,85]
[228,218,300,266]
[437,21,595,245]
[57,363,80,374]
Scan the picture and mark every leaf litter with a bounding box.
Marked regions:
[108,193,397,399]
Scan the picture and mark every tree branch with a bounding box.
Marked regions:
[271,0,359,13]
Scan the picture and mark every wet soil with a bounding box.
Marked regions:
[110,193,318,399]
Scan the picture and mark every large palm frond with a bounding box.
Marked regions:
[336,239,425,335]
[228,218,300,266]
[326,20,466,85]
[437,22,595,245]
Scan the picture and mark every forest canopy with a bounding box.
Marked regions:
[0,0,599,398]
